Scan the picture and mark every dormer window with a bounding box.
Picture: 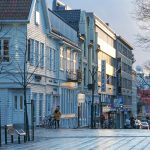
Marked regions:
[35,0,40,25]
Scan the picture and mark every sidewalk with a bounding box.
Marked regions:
[1,128,150,150]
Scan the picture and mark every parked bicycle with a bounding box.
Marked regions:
[40,115,55,128]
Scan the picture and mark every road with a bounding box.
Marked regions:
[1,128,150,150]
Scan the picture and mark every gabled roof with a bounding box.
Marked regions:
[0,0,33,21]
[54,10,81,31]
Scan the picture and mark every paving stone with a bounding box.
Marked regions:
[1,128,150,150]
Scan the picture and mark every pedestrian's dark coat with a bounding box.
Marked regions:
[54,110,61,120]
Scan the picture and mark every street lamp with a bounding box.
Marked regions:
[88,67,97,129]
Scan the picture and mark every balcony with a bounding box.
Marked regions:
[66,69,82,83]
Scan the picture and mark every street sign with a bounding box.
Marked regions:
[101,60,106,92]
[114,97,124,107]
[77,93,85,103]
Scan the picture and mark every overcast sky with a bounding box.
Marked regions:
[48,0,150,67]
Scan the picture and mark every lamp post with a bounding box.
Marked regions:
[89,67,97,129]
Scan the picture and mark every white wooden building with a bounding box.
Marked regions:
[0,0,81,128]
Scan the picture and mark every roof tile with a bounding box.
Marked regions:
[0,0,33,20]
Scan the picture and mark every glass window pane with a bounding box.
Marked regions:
[20,96,23,110]
[14,96,17,110]
[40,43,44,67]
[35,40,39,66]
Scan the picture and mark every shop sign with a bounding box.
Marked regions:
[101,60,106,92]
[103,106,111,112]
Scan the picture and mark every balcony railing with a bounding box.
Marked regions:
[66,69,82,83]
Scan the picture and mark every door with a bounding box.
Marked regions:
[33,93,37,125]
[39,94,43,122]
[13,94,24,124]
[46,95,51,116]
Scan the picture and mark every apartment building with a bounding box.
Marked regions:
[115,36,134,128]
[95,17,117,123]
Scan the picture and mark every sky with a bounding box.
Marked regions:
[48,0,150,67]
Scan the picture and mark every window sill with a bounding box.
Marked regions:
[0,61,10,65]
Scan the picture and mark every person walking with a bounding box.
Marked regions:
[130,116,135,129]
[53,106,61,129]
[100,114,105,129]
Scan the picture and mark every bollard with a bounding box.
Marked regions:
[11,135,14,143]
[18,135,20,144]
[24,135,26,143]
[5,125,7,144]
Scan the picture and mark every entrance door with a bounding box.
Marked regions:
[33,93,37,125]
[39,94,43,122]
[13,94,24,124]
[46,95,51,116]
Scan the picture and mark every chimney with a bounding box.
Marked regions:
[106,23,109,26]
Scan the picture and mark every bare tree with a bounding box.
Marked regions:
[144,60,150,71]
[136,61,150,89]
[134,0,150,48]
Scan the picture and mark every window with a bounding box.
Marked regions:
[49,48,53,70]
[60,47,64,70]
[35,41,39,66]
[67,49,71,70]
[73,52,76,73]
[84,68,86,86]
[40,43,44,68]
[28,39,30,61]
[49,48,56,71]
[20,96,23,110]
[14,96,17,110]
[87,17,90,26]
[30,39,34,65]
[0,39,9,62]
[46,95,51,113]
[53,49,56,71]
[35,0,40,25]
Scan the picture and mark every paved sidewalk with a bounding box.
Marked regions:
[1,128,150,149]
